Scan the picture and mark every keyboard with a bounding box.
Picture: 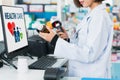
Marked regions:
[28,56,57,70]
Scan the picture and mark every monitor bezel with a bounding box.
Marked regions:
[0,5,28,59]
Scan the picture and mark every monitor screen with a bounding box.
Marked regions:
[0,5,28,58]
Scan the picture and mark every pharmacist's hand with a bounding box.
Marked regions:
[56,27,69,40]
[39,27,56,42]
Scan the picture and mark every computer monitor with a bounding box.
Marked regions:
[0,5,28,59]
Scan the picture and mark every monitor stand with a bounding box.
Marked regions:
[26,53,34,59]
[0,49,17,69]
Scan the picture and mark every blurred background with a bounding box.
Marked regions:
[0,0,120,79]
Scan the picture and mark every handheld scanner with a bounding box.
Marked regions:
[52,21,63,32]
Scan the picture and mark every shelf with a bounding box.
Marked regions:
[15,4,57,21]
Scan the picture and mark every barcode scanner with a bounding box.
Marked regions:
[52,20,64,32]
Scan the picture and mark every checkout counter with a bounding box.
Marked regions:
[0,56,81,80]
[0,56,111,80]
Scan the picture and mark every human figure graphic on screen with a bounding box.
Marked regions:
[16,27,20,42]
[14,27,20,42]
[14,27,17,42]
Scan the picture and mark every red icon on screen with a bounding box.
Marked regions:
[7,22,15,36]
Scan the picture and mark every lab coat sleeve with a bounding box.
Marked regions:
[54,13,112,63]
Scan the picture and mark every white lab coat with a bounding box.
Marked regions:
[54,4,113,78]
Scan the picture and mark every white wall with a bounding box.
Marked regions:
[0,0,3,41]
[0,0,2,5]
[0,15,4,41]
[113,0,120,6]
